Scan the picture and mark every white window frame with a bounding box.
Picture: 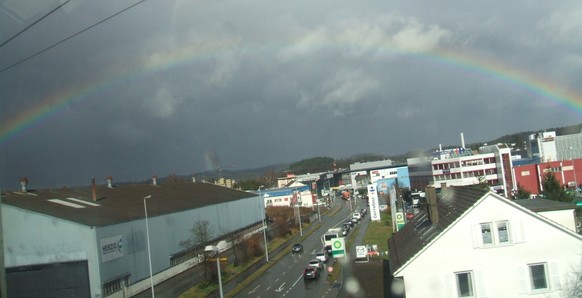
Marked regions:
[455,271,475,297]
[473,220,515,248]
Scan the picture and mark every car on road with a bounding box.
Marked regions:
[352,212,362,221]
[342,228,348,236]
[303,267,319,280]
[292,243,303,253]
[316,251,328,263]
[308,259,324,270]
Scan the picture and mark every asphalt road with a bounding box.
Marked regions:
[233,199,368,298]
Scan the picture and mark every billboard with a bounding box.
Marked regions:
[100,235,124,263]
[367,184,381,221]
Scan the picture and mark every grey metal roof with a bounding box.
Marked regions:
[1,182,255,227]
[388,186,488,275]
[513,198,576,212]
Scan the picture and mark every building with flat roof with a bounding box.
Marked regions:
[408,144,514,197]
[1,180,262,297]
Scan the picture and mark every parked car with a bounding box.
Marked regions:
[342,228,348,236]
[308,259,324,270]
[352,212,362,221]
[316,251,328,263]
[292,243,303,254]
[303,267,319,280]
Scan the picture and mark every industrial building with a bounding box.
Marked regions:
[1,179,262,297]
[407,142,514,197]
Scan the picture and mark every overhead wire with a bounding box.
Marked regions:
[0,0,71,48]
[0,0,147,74]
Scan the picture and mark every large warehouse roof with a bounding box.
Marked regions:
[1,182,255,227]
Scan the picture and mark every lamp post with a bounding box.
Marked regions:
[143,195,155,297]
[258,185,269,262]
[204,245,223,298]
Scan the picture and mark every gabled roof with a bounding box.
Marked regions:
[388,186,582,276]
[388,186,489,275]
[1,182,255,227]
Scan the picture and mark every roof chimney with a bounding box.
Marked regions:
[20,176,29,192]
[152,176,158,186]
[426,185,439,225]
[106,176,113,188]
[91,176,97,202]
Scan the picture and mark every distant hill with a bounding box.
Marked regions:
[191,122,582,184]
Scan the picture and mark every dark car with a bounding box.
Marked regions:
[292,243,303,253]
[303,267,319,280]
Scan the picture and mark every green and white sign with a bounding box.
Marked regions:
[331,237,346,258]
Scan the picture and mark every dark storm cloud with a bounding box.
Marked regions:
[1,0,581,189]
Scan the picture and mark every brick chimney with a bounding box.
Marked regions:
[106,176,113,188]
[19,176,29,192]
[426,185,439,225]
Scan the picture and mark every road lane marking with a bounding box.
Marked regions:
[274,282,286,292]
[248,285,260,295]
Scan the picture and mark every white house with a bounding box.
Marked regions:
[389,185,582,298]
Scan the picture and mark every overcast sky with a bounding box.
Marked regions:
[1,0,581,190]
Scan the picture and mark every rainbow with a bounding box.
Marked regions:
[1,43,581,144]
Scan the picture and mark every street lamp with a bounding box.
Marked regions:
[204,245,223,298]
[258,185,269,262]
[143,195,155,297]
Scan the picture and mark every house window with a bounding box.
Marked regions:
[497,221,509,243]
[529,263,548,290]
[481,223,493,244]
[456,271,474,297]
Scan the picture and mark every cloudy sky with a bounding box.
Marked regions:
[1,0,581,190]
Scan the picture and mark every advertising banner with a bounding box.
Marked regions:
[367,184,381,221]
[100,235,124,263]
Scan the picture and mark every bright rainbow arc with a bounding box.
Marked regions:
[1,44,581,145]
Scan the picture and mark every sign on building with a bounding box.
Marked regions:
[368,184,381,221]
[100,235,124,263]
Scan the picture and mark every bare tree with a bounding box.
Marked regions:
[180,220,214,279]
[563,261,582,298]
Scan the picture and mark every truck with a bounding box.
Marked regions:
[321,227,343,251]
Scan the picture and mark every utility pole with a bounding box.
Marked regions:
[0,190,7,298]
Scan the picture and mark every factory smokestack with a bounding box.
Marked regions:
[91,176,97,202]
[460,132,465,149]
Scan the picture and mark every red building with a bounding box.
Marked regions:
[512,158,581,196]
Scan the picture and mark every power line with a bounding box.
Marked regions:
[0,0,147,74]
[0,0,71,48]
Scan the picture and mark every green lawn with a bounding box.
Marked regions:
[361,211,393,259]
